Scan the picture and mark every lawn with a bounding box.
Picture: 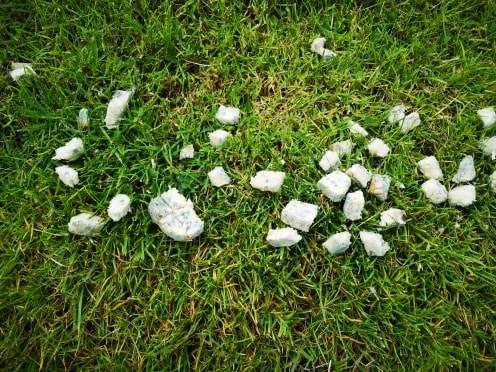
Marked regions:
[1,0,496,369]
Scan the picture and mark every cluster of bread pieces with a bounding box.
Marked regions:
[265,105,402,256]
[10,54,496,254]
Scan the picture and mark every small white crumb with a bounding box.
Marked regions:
[319,150,341,172]
[208,166,231,187]
[369,174,391,201]
[9,62,36,81]
[179,144,195,160]
[369,286,377,295]
[421,179,448,204]
[454,222,461,228]
[108,194,131,222]
[359,231,390,257]
[477,107,496,128]
[215,105,240,125]
[380,208,406,227]
[346,164,372,188]
[323,49,336,61]
[388,104,406,124]
[399,112,421,133]
[104,88,134,129]
[250,170,285,192]
[452,155,476,183]
[317,170,352,202]
[482,137,496,158]
[417,156,443,180]
[266,227,302,247]
[151,159,156,169]
[281,200,318,232]
[55,165,79,187]
[68,213,104,236]
[367,138,390,158]
[52,137,84,161]
[448,185,476,207]
[331,140,353,156]
[490,171,496,191]
[322,231,351,255]
[348,120,368,137]
[310,37,326,55]
[396,183,406,189]
[78,108,89,127]
[209,129,231,146]
[343,190,365,221]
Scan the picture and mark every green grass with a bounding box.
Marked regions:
[1,0,496,369]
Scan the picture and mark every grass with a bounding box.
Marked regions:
[1,0,496,369]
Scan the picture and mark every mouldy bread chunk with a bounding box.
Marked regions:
[281,200,318,232]
[148,188,204,241]
[477,107,496,128]
[331,140,353,156]
[52,138,84,161]
[346,164,372,188]
[343,190,365,221]
[317,170,351,202]
[209,129,231,146]
[107,194,131,222]
[359,231,390,257]
[399,112,421,133]
[10,62,36,81]
[367,138,390,158]
[310,37,336,60]
[215,105,240,125]
[452,155,476,183]
[104,89,134,129]
[417,156,443,180]
[380,208,406,227]
[421,179,448,204]
[78,108,89,127]
[68,213,103,236]
[388,104,406,124]
[179,144,195,160]
[319,150,340,172]
[323,232,352,255]
[448,185,476,207]
[208,166,231,187]
[250,170,285,192]
[369,174,391,201]
[489,171,496,191]
[348,120,368,137]
[482,137,496,157]
[266,227,302,247]
[310,37,326,55]
[12,62,33,70]
[55,165,79,187]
